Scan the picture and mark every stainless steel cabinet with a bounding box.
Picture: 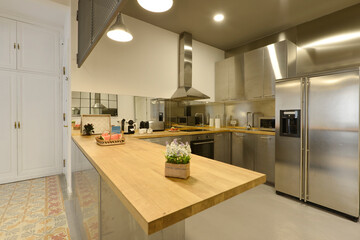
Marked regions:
[214,132,231,164]
[255,135,275,184]
[231,132,255,170]
[215,59,228,102]
[215,55,244,101]
[232,132,275,183]
[244,40,296,100]
[244,48,264,100]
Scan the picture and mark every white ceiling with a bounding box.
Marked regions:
[123,0,360,50]
[0,0,69,28]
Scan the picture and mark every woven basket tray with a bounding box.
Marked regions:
[95,136,125,146]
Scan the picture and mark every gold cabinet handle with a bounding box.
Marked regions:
[14,43,16,49]
[17,44,20,50]
[64,125,68,128]
[18,122,20,129]
[14,122,17,129]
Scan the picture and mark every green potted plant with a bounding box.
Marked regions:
[165,139,191,179]
[83,123,95,136]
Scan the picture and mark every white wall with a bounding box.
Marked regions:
[71,2,224,101]
[0,0,68,28]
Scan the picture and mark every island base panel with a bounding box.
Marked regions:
[101,178,185,240]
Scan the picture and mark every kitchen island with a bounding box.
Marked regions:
[71,133,266,240]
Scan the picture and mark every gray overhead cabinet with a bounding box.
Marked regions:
[215,55,244,102]
[244,40,297,100]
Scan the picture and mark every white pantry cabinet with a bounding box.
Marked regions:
[0,71,17,183]
[0,17,59,74]
[0,17,16,70]
[17,72,61,178]
[0,72,62,184]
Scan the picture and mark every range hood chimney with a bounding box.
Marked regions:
[171,32,210,101]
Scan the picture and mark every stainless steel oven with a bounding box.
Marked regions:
[190,134,214,159]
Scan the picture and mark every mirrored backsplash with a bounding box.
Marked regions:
[71,91,274,128]
[72,92,118,116]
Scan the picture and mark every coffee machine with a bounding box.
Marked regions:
[121,119,137,134]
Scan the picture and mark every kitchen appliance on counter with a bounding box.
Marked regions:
[121,119,137,134]
[275,68,360,219]
[259,117,275,132]
[149,121,165,131]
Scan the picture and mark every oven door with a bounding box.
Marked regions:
[191,139,214,159]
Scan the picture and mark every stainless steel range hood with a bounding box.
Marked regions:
[93,93,106,109]
[171,32,209,101]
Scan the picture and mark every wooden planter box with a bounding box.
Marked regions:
[165,163,190,179]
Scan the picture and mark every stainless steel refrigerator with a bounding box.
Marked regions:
[275,68,360,218]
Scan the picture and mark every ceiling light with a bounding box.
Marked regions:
[213,14,224,22]
[137,0,173,13]
[107,13,133,42]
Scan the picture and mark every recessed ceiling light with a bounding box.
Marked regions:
[213,14,224,22]
[137,0,173,13]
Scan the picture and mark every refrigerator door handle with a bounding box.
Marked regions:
[304,78,310,202]
[300,78,304,200]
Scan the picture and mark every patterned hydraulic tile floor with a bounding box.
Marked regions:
[0,176,71,240]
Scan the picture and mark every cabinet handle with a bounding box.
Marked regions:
[14,43,16,49]
[18,122,20,129]
[260,136,271,140]
[17,44,20,50]
[14,122,17,129]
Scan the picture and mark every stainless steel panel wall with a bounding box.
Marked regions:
[275,79,302,198]
[167,99,275,128]
[225,100,275,127]
[307,71,359,217]
[297,5,360,74]
[227,4,360,76]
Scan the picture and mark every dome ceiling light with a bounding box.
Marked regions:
[137,0,174,13]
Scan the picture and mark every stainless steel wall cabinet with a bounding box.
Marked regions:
[275,68,360,218]
[215,55,244,102]
[244,40,297,100]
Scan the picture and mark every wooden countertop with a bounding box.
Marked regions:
[72,134,266,235]
[133,127,275,139]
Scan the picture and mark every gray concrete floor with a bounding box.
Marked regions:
[186,184,360,240]
[60,175,360,240]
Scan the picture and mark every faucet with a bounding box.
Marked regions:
[195,113,204,126]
